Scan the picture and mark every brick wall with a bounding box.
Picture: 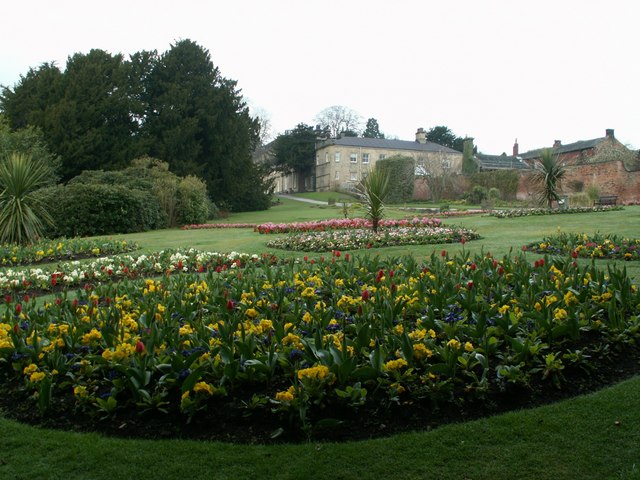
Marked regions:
[516,160,640,204]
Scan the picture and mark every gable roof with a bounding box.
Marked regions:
[316,136,461,154]
[520,136,606,160]
[474,153,530,170]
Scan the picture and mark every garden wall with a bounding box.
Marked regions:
[516,159,640,205]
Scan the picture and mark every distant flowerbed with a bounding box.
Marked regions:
[490,205,622,218]
[2,249,639,441]
[0,238,137,267]
[265,225,480,252]
[525,233,640,261]
[256,217,442,234]
[0,249,266,295]
[181,223,256,230]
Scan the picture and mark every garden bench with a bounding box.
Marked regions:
[595,195,618,206]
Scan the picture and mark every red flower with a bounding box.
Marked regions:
[345,253,350,261]
[303,256,308,262]
[572,250,579,259]
[226,299,235,311]
[135,341,146,354]
[361,290,370,301]
[460,237,466,245]
[23,295,30,303]
[470,263,477,271]
[5,295,11,304]
[15,303,22,314]
[522,245,528,251]
[467,281,474,289]
[441,250,447,257]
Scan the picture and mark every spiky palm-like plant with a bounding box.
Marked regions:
[0,153,53,244]
[357,167,391,233]
[533,149,566,209]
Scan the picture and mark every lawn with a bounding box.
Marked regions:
[1,204,640,480]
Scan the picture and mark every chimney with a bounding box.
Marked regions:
[513,138,519,156]
[606,129,615,139]
[415,128,427,144]
[553,140,562,148]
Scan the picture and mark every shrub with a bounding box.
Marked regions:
[40,183,163,237]
[467,185,488,205]
[569,192,591,207]
[469,170,519,200]
[586,184,601,204]
[176,175,209,225]
[488,187,501,201]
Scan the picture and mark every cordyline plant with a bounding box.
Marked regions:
[0,153,53,245]
[533,149,566,209]
[357,167,391,233]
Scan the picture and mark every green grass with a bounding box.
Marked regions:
[2,376,639,479]
[284,191,360,203]
[3,204,640,479]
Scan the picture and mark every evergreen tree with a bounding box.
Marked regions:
[272,123,317,193]
[362,118,385,138]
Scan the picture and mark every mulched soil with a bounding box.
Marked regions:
[2,342,639,445]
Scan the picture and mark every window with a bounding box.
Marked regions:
[325,152,329,163]
[350,153,357,163]
[335,171,340,180]
[379,154,386,160]
[362,153,369,164]
[350,172,358,181]
[335,152,341,162]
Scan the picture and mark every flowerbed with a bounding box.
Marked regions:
[0,249,266,295]
[255,217,442,234]
[525,233,640,260]
[181,223,257,230]
[490,205,622,218]
[0,238,138,267]
[265,225,479,252]
[1,249,638,441]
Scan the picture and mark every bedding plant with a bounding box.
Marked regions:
[525,232,640,261]
[1,247,639,442]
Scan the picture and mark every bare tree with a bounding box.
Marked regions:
[314,105,363,138]
[416,153,455,202]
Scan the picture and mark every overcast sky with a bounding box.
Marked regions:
[2,0,639,154]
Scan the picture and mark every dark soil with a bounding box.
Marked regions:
[2,343,639,445]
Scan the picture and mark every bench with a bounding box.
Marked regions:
[595,195,618,206]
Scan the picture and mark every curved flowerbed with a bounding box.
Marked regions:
[2,249,638,442]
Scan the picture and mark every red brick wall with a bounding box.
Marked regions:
[517,160,640,204]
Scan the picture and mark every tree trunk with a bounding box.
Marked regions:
[297,170,306,193]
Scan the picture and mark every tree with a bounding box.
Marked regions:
[362,118,385,138]
[142,40,269,211]
[314,105,362,138]
[426,126,466,152]
[533,149,566,209]
[0,153,53,244]
[358,167,391,233]
[272,123,317,193]
[461,138,478,174]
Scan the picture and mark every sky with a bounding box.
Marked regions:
[2,0,639,154]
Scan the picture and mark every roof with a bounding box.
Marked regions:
[474,153,530,170]
[316,136,461,154]
[520,137,605,160]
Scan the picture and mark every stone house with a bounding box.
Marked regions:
[314,128,463,193]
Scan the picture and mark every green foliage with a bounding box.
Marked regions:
[488,187,501,201]
[376,156,415,204]
[0,153,53,244]
[461,138,478,174]
[272,123,318,193]
[358,167,391,232]
[0,115,61,184]
[467,185,488,204]
[40,183,163,237]
[533,149,567,208]
[176,175,209,225]
[426,126,466,152]
[469,170,519,200]
[362,118,384,138]
[586,183,601,203]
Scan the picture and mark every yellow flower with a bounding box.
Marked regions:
[23,363,38,375]
[297,365,330,381]
[275,386,295,402]
[554,308,568,321]
[302,311,312,323]
[447,339,461,350]
[81,328,103,345]
[73,385,88,398]
[193,381,214,396]
[413,343,433,360]
[301,287,316,298]
[383,358,408,371]
[464,342,474,352]
[245,308,258,318]
[29,371,46,383]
